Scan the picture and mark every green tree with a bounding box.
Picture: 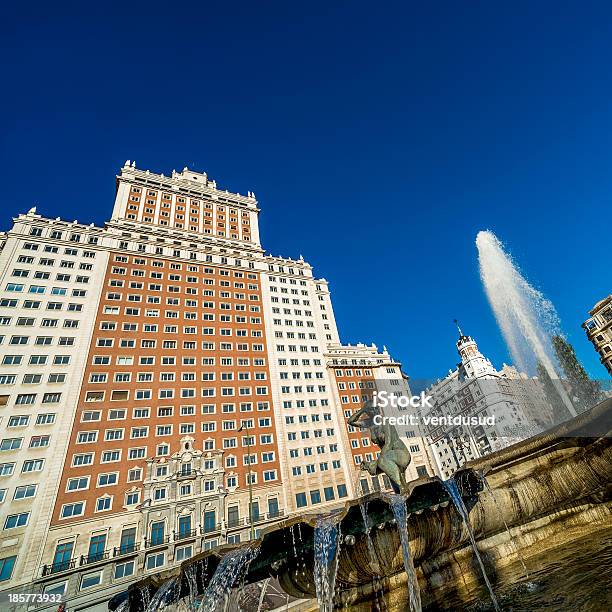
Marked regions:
[536,361,573,423]
[552,335,603,413]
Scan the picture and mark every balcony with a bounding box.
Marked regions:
[80,551,109,566]
[177,471,196,481]
[143,535,170,550]
[41,558,76,576]
[199,523,222,535]
[226,511,285,529]
[113,543,140,558]
[251,510,285,523]
[174,529,197,542]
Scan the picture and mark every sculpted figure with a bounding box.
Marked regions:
[348,400,411,494]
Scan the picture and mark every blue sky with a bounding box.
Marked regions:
[1,1,610,380]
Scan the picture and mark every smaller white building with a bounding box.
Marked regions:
[422,326,553,479]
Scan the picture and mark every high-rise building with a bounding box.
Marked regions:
[0,163,422,609]
[582,295,612,376]
[422,326,553,479]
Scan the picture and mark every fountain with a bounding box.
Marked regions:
[313,515,342,611]
[145,577,178,611]
[110,398,612,611]
[183,562,200,610]
[476,230,576,418]
[441,478,500,612]
[358,501,379,574]
[383,494,421,612]
[478,470,529,579]
[137,585,150,610]
[200,544,260,612]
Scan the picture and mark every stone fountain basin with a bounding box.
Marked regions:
[113,469,482,610]
[113,398,612,611]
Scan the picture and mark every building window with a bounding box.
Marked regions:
[114,560,135,580]
[22,459,44,472]
[150,521,165,545]
[80,570,103,590]
[87,534,107,563]
[146,552,165,570]
[0,556,16,581]
[52,542,73,572]
[43,581,67,596]
[13,484,37,500]
[0,463,15,476]
[324,486,335,501]
[227,506,240,528]
[175,545,192,562]
[0,438,22,451]
[203,510,216,533]
[96,496,112,512]
[125,491,140,506]
[4,512,29,529]
[61,502,84,518]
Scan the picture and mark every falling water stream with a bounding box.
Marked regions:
[478,471,529,579]
[184,561,201,610]
[200,545,260,612]
[383,494,422,612]
[442,478,501,612]
[290,523,308,585]
[359,501,378,571]
[476,230,575,418]
[359,500,387,610]
[145,577,178,611]
[138,585,151,610]
[313,515,342,612]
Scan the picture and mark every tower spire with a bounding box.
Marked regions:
[453,319,463,338]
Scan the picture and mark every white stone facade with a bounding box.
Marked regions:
[422,331,553,480]
[0,216,110,594]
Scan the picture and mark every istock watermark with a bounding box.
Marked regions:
[371,413,497,427]
[372,390,434,409]
[371,390,497,427]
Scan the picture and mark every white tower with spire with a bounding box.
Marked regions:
[454,320,496,380]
